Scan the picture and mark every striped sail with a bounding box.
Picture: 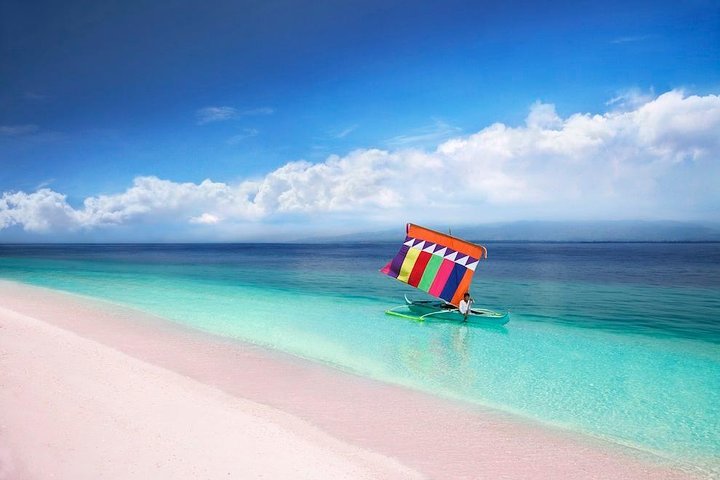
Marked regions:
[380,224,487,306]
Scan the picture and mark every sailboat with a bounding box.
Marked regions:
[380,223,509,325]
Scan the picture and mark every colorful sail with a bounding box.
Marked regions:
[380,223,487,306]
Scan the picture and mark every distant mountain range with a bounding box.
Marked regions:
[301,221,720,243]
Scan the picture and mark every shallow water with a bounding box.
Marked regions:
[1,242,718,468]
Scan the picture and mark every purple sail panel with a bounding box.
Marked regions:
[381,244,410,279]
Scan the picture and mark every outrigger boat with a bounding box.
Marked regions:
[380,223,509,326]
[386,295,510,325]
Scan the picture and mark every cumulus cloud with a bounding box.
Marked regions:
[2,90,719,236]
[0,189,79,231]
[525,102,563,129]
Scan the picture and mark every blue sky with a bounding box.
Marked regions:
[1,0,719,240]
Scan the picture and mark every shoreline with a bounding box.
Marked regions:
[0,280,706,479]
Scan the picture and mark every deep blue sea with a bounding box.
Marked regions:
[1,242,718,470]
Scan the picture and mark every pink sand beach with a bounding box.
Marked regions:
[0,280,702,479]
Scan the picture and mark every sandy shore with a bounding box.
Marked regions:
[0,296,419,479]
[0,281,704,479]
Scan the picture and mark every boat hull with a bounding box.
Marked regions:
[386,299,510,325]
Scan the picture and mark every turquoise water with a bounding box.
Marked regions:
[0,243,718,470]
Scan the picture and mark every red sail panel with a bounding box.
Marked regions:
[407,251,432,287]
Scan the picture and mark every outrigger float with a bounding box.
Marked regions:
[380,224,509,326]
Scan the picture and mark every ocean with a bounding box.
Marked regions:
[1,242,718,470]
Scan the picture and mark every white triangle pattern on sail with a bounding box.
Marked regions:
[404,236,479,268]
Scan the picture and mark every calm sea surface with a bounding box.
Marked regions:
[1,242,718,469]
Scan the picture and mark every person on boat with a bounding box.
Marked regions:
[458,293,474,321]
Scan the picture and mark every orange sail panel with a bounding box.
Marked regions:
[380,224,487,306]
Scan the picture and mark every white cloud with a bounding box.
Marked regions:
[190,213,221,224]
[525,102,562,129]
[335,125,358,138]
[0,189,79,231]
[196,106,274,124]
[0,124,39,136]
[385,119,462,147]
[240,107,274,116]
[610,35,652,44]
[606,88,656,111]
[196,106,238,124]
[35,178,55,189]
[2,90,719,236]
[227,128,259,144]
